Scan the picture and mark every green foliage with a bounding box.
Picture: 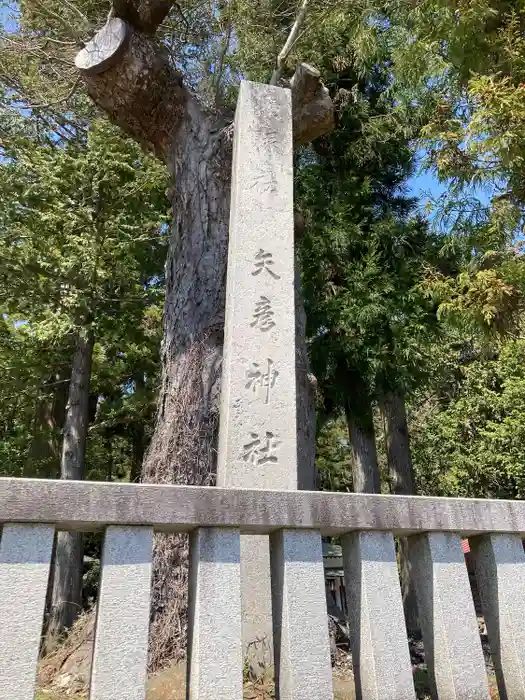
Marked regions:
[422,249,525,338]
[0,118,168,334]
[410,339,525,499]
[0,318,70,477]
[345,1,525,222]
[0,114,169,479]
[231,0,348,83]
[315,416,354,492]
[296,60,444,420]
[331,0,525,500]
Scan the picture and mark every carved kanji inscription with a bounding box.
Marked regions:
[251,249,280,279]
[242,431,281,465]
[251,296,276,332]
[245,358,279,404]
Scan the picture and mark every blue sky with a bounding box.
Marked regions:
[409,167,446,202]
[0,2,18,31]
[408,147,492,204]
[407,146,497,233]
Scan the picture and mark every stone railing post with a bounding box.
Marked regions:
[270,529,333,700]
[89,526,153,700]
[187,528,243,699]
[0,523,54,700]
[409,532,490,700]
[470,533,525,700]
[342,531,415,700]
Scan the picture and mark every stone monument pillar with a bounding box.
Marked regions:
[217,80,297,664]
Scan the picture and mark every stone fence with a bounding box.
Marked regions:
[1,477,525,700]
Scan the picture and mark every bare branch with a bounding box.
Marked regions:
[27,77,82,109]
[270,0,308,86]
[214,19,232,104]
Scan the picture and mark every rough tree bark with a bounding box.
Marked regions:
[342,367,380,494]
[28,372,68,477]
[379,389,420,637]
[75,5,333,669]
[47,327,94,642]
[380,391,415,495]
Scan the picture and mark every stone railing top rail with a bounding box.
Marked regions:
[1,477,524,535]
[2,476,525,700]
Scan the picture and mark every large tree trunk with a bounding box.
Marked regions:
[343,368,380,493]
[141,113,230,668]
[28,372,68,477]
[379,389,420,637]
[75,13,332,669]
[47,327,94,643]
[380,390,415,495]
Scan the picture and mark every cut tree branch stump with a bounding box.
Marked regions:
[75,19,189,160]
[290,63,334,146]
[75,19,130,76]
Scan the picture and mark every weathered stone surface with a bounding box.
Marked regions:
[470,533,525,700]
[342,531,415,700]
[4,477,525,536]
[217,81,297,654]
[409,532,490,700]
[240,535,274,667]
[217,81,296,489]
[90,526,152,700]
[0,523,54,700]
[187,528,243,700]
[270,530,333,700]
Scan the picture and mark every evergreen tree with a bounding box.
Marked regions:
[0,113,168,637]
[410,336,525,501]
[296,61,442,493]
[295,53,450,637]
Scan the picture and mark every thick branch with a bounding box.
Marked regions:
[290,62,334,146]
[111,0,174,34]
[75,19,189,160]
[75,23,333,158]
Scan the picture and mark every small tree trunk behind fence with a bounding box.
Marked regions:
[380,389,420,637]
[47,328,94,645]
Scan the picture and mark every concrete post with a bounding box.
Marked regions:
[187,528,243,700]
[270,530,333,700]
[0,523,54,700]
[90,526,153,700]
